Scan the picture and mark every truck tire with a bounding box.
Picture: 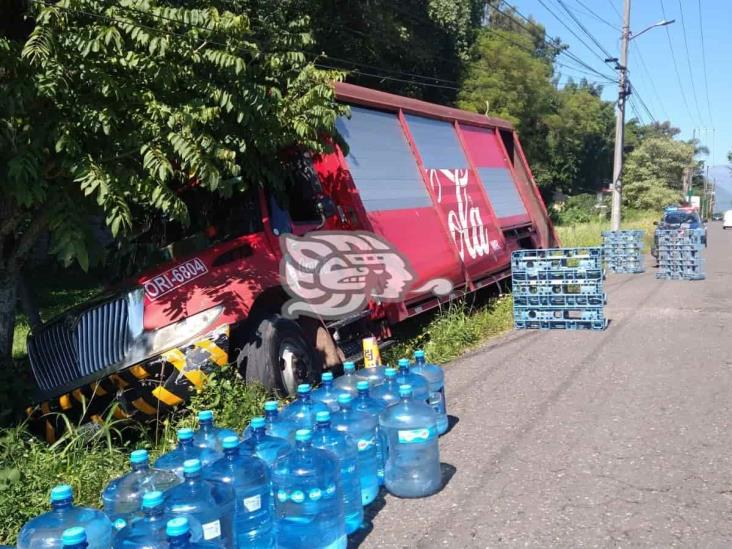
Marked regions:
[237,314,321,396]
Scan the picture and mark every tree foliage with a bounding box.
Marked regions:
[0,0,348,362]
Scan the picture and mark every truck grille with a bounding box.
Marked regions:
[29,297,132,394]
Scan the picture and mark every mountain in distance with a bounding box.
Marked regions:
[708,165,732,213]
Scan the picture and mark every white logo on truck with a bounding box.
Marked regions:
[280,231,453,319]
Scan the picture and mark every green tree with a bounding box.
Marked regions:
[623,137,693,209]
[0,0,347,365]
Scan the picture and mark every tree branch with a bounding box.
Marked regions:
[9,208,50,272]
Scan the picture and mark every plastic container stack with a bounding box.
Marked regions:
[655,227,705,280]
[512,247,607,330]
[601,230,645,274]
[15,354,449,549]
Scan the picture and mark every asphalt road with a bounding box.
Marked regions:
[358,222,732,548]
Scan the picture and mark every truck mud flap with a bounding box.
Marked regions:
[27,326,230,443]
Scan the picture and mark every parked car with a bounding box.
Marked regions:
[712,212,724,221]
[724,210,732,230]
[651,206,707,258]
[26,83,557,440]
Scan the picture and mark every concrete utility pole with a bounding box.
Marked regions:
[610,0,631,232]
[609,7,675,231]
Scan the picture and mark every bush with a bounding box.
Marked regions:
[554,193,607,225]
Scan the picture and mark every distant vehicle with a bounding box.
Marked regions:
[651,206,707,258]
[712,212,724,222]
[724,210,732,230]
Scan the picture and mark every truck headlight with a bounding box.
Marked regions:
[127,305,224,363]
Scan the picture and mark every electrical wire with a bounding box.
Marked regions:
[696,0,714,131]
[629,81,657,123]
[676,0,706,126]
[571,0,618,31]
[553,0,615,60]
[605,0,622,20]
[658,0,697,126]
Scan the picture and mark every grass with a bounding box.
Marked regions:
[555,210,659,250]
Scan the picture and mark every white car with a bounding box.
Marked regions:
[724,210,732,230]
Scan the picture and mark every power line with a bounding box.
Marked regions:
[696,0,714,130]
[631,41,670,121]
[658,0,696,126]
[488,2,617,81]
[314,63,459,90]
[553,0,615,60]
[534,0,614,65]
[571,0,619,31]
[629,81,657,123]
[676,0,706,126]
[605,0,622,20]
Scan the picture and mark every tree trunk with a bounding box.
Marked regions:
[17,273,41,329]
[0,269,18,367]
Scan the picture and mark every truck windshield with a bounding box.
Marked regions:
[663,211,697,224]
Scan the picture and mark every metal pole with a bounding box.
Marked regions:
[610,0,631,231]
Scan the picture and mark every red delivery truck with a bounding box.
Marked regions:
[26,83,557,440]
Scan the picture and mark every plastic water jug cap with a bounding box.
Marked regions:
[183,459,202,475]
[51,484,73,503]
[177,428,194,441]
[315,411,331,422]
[343,361,355,372]
[384,368,397,378]
[295,429,312,442]
[130,449,149,465]
[399,384,413,397]
[414,350,425,359]
[142,490,164,509]
[337,393,352,405]
[297,384,311,394]
[62,526,86,546]
[322,372,334,381]
[356,380,369,391]
[264,401,278,412]
[198,410,214,422]
[222,436,239,450]
[250,416,266,430]
[398,358,410,367]
[166,517,190,537]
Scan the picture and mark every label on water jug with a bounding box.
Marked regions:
[202,520,221,540]
[291,490,305,503]
[357,436,376,451]
[398,426,438,444]
[243,494,262,512]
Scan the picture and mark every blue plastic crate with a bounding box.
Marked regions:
[514,307,605,321]
[514,319,608,330]
[512,281,605,296]
[513,294,606,307]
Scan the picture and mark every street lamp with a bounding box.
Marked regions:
[609,2,676,231]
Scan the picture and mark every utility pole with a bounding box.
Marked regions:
[610,0,631,231]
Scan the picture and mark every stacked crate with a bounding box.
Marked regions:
[512,248,607,330]
[655,228,705,280]
[601,230,645,274]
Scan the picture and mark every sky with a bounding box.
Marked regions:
[509,0,732,206]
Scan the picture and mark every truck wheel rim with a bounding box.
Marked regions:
[279,341,309,395]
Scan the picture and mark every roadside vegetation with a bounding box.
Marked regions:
[556,210,659,249]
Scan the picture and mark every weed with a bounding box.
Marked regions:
[556,210,659,250]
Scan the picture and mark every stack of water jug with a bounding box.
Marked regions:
[14,350,447,549]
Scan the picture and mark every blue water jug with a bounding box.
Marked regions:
[379,384,441,498]
[166,517,222,548]
[311,372,349,412]
[353,380,386,485]
[356,365,387,387]
[370,367,401,408]
[164,459,234,545]
[271,429,346,549]
[193,410,237,452]
[102,449,181,521]
[61,526,88,548]
[332,362,360,395]
[311,411,364,534]
[155,428,222,479]
[204,436,274,548]
[412,350,448,435]
[243,401,295,443]
[242,416,291,468]
[396,358,429,402]
[113,490,204,548]
[17,484,113,549]
[278,384,329,430]
[331,394,379,506]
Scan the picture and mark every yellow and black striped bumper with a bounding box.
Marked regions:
[28,326,230,442]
